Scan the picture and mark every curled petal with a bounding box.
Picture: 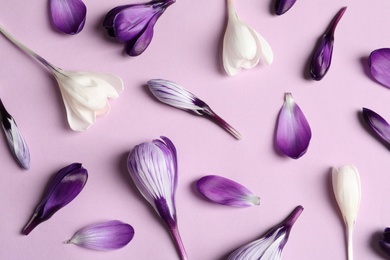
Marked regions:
[369,48,390,88]
[276,93,311,159]
[66,220,135,250]
[50,0,87,34]
[22,163,88,235]
[362,107,390,145]
[275,0,297,15]
[0,99,30,170]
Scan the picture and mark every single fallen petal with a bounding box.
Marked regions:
[50,0,87,34]
[0,99,30,170]
[309,7,346,80]
[332,164,361,260]
[22,163,88,235]
[196,175,260,207]
[276,93,311,159]
[127,137,188,260]
[275,0,297,15]
[362,107,390,145]
[369,48,390,88]
[227,206,303,260]
[379,228,390,257]
[66,220,134,250]
[148,79,242,140]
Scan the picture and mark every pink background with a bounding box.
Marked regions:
[1,0,390,259]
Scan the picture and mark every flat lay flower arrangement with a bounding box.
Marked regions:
[1,0,390,259]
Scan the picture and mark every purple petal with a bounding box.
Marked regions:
[275,0,297,15]
[103,4,139,37]
[362,107,390,145]
[66,220,134,250]
[50,0,87,35]
[196,175,260,207]
[0,99,30,170]
[369,48,390,88]
[309,7,346,80]
[22,163,88,235]
[276,93,311,159]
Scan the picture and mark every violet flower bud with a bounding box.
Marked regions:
[148,79,242,140]
[275,0,297,15]
[49,0,87,34]
[103,0,175,56]
[196,175,260,207]
[309,7,347,81]
[368,48,390,88]
[22,163,88,235]
[227,206,303,259]
[0,99,30,170]
[362,107,390,147]
[66,220,135,250]
[127,136,188,260]
[379,228,390,257]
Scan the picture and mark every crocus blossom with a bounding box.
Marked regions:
[127,137,188,260]
[368,48,390,88]
[49,0,87,34]
[223,0,273,76]
[196,175,260,207]
[0,26,123,131]
[0,99,30,170]
[309,7,347,80]
[66,220,135,250]
[148,79,242,140]
[22,163,88,235]
[276,93,311,159]
[275,0,297,15]
[379,228,390,257]
[332,165,361,260]
[103,0,175,56]
[362,107,390,146]
[227,206,303,260]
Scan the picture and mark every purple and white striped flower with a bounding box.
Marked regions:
[362,107,390,146]
[127,137,187,260]
[148,79,242,140]
[276,93,311,159]
[0,99,30,170]
[50,0,87,35]
[227,206,303,260]
[369,48,390,88]
[103,0,175,56]
[275,0,297,15]
[66,220,134,250]
[22,163,88,235]
[196,175,260,207]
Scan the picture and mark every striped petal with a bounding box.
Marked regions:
[362,107,390,145]
[369,48,390,88]
[50,0,87,34]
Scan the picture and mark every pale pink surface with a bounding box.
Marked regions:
[0,1,390,259]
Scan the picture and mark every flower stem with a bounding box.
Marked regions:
[204,108,242,140]
[327,7,347,36]
[169,226,188,260]
[347,225,353,260]
[21,213,41,235]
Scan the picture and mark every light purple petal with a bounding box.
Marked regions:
[362,107,390,144]
[276,93,311,159]
[196,175,260,207]
[369,48,390,88]
[50,0,87,35]
[66,220,134,250]
[275,0,297,15]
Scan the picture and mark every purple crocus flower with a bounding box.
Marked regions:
[275,0,297,15]
[379,228,390,257]
[227,206,303,260]
[369,48,390,88]
[275,93,311,159]
[127,137,188,260]
[309,7,347,81]
[196,175,260,207]
[362,107,390,146]
[22,163,88,235]
[66,220,135,250]
[49,0,87,34]
[0,99,30,170]
[103,0,175,56]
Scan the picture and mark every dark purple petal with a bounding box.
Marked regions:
[380,228,390,257]
[383,227,390,242]
[369,48,390,88]
[275,0,297,15]
[276,93,311,159]
[309,7,346,80]
[50,0,87,35]
[66,220,134,250]
[196,175,260,207]
[362,107,390,145]
[22,163,88,235]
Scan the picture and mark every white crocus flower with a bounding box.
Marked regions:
[0,26,123,131]
[223,0,273,76]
